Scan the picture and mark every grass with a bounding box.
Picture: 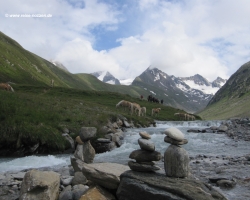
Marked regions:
[0,85,195,155]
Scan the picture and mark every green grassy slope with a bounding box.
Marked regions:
[0,85,190,156]
[198,61,250,119]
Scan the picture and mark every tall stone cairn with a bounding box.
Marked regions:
[74,127,96,164]
[128,131,161,172]
[163,127,190,178]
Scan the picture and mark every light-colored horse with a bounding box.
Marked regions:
[174,113,187,120]
[186,114,195,121]
[152,108,161,116]
[116,100,133,114]
[140,107,146,116]
[132,102,141,116]
[0,83,14,92]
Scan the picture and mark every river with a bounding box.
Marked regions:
[1,120,250,199]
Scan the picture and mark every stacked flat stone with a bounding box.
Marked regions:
[74,127,96,164]
[128,131,161,172]
[163,127,190,178]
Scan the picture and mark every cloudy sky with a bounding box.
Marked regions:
[1,0,250,81]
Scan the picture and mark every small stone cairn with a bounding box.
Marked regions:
[128,131,161,172]
[74,127,96,164]
[163,127,190,178]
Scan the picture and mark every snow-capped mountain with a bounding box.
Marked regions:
[131,67,227,113]
[91,71,121,85]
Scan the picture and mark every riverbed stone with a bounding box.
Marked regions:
[128,161,161,172]
[164,127,185,141]
[129,149,162,162]
[82,140,95,164]
[164,136,188,145]
[72,184,89,200]
[139,131,151,139]
[164,145,190,178]
[70,156,85,172]
[79,127,97,142]
[71,172,88,186]
[81,162,129,189]
[19,169,60,200]
[117,170,227,200]
[217,179,236,189]
[138,138,155,151]
[79,185,115,200]
[74,144,84,161]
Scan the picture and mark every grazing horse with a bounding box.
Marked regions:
[187,114,195,121]
[116,100,133,114]
[0,83,14,92]
[132,102,141,116]
[140,107,147,116]
[152,108,161,116]
[174,113,187,121]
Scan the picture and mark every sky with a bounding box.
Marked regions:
[1,0,250,82]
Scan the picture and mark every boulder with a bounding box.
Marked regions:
[138,139,155,151]
[164,136,188,145]
[74,144,84,161]
[71,172,88,186]
[59,185,72,200]
[79,127,97,142]
[139,131,151,139]
[93,141,116,154]
[129,150,161,162]
[70,156,85,172]
[72,184,89,200]
[164,127,185,141]
[218,125,228,132]
[117,170,227,200]
[79,185,115,200]
[82,140,95,164]
[19,169,60,200]
[164,145,190,178]
[128,161,161,172]
[81,162,129,189]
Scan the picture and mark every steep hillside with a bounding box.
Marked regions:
[198,61,250,119]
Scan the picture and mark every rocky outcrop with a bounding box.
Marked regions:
[19,169,60,200]
[81,162,130,189]
[117,170,227,200]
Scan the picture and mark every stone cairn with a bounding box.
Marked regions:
[163,127,190,178]
[128,131,162,172]
[74,127,96,164]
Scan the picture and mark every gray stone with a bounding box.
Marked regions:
[164,127,185,141]
[139,131,151,139]
[218,125,228,132]
[79,127,97,142]
[70,156,85,172]
[19,169,60,200]
[123,120,131,128]
[81,162,129,189]
[164,136,188,145]
[72,184,89,200]
[129,150,161,162]
[138,138,155,151]
[59,185,73,200]
[96,138,111,143]
[117,170,227,200]
[128,161,161,172]
[216,179,236,189]
[71,172,88,186]
[62,176,73,186]
[82,140,95,164]
[164,145,190,178]
[74,144,84,161]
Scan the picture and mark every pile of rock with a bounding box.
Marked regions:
[128,131,161,172]
[163,127,190,178]
[74,127,96,164]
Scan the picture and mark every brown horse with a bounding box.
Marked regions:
[0,83,14,92]
[132,102,141,116]
[152,108,161,116]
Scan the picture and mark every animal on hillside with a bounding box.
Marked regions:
[140,107,147,116]
[132,102,141,116]
[174,113,187,121]
[0,83,14,92]
[116,100,133,114]
[187,114,195,121]
[152,108,161,116]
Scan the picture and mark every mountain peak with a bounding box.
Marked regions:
[91,71,120,85]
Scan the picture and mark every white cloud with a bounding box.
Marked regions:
[1,0,250,82]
